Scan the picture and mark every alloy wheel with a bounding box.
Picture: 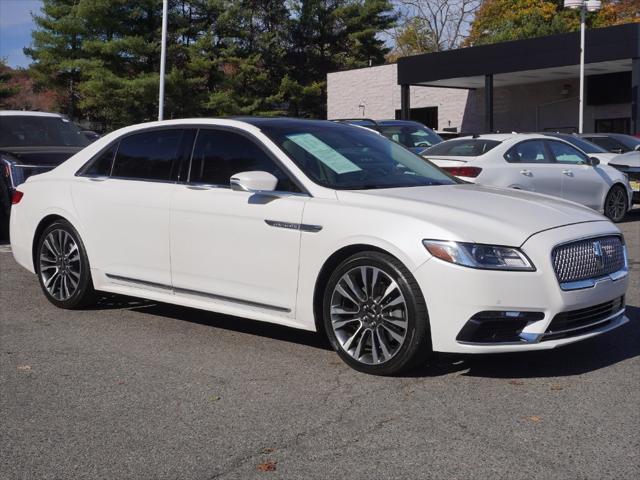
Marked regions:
[330,266,408,365]
[605,187,627,221]
[39,229,81,301]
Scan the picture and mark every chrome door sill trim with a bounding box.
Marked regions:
[105,273,291,313]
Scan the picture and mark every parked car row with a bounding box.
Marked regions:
[9,118,630,375]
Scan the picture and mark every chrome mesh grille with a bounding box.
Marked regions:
[552,236,625,284]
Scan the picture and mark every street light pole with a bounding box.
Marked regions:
[578,4,585,133]
[158,0,168,121]
[564,0,601,134]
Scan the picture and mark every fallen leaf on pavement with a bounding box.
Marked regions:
[261,448,276,454]
[508,379,524,385]
[257,461,277,472]
[550,384,563,391]
[208,395,221,402]
[17,365,31,372]
[526,415,543,423]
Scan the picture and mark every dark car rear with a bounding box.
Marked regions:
[0,113,89,237]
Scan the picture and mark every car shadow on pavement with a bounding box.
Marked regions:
[90,293,332,351]
[409,305,640,379]
[88,293,638,376]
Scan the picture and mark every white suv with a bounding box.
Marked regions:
[421,133,633,222]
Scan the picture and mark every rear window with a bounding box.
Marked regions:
[378,125,442,149]
[0,115,90,148]
[422,139,501,157]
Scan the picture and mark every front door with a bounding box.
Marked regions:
[503,139,562,198]
[546,139,606,210]
[170,128,308,315]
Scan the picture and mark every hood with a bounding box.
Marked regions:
[0,146,83,166]
[608,151,640,168]
[337,184,607,246]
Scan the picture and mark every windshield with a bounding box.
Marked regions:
[378,124,442,149]
[551,135,608,154]
[422,138,501,157]
[261,123,458,190]
[0,115,90,148]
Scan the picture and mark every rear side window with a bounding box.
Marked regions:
[504,140,550,163]
[189,129,300,192]
[84,144,117,176]
[112,129,184,181]
[422,139,501,156]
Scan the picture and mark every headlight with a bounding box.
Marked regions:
[423,240,535,271]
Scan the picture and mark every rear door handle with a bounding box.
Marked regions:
[187,185,213,190]
[88,176,108,182]
[520,169,532,176]
[562,170,573,177]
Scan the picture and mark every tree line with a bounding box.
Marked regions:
[1,0,638,130]
[13,0,396,130]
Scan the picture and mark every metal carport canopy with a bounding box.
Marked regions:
[396,24,640,134]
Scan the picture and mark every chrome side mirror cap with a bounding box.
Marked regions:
[230,171,278,193]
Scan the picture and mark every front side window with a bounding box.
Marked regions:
[504,140,550,164]
[111,129,184,181]
[547,140,589,164]
[189,129,300,192]
[260,123,457,190]
[422,139,501,157]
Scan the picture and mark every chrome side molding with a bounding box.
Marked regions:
[105,273,291,313]
[265,219,322,232]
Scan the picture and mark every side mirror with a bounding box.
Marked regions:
[589,157,600,167]
[612,148,624,154]
[634,145,640,152]
[230,171,278,193]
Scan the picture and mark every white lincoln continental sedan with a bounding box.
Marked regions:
[10,118,630,375]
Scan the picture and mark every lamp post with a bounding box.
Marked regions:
[563,0,601,134]
[158,0,168,121]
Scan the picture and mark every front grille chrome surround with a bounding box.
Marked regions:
[552,236,628,291]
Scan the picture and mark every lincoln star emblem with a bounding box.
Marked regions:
[592,241,604,269]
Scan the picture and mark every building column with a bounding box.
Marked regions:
[632,58,640,136]
[400,84,410,120]
[484,74,494,133]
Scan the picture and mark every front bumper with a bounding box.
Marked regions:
[415,221,629,354]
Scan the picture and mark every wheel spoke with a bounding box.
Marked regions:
[376,328,392,361]
[343,273,366,302]
[370,268,379,297]
[378,282,398,304]
[383,316,408,330]
[382,294,404,310]
[332,317,361,329]
[381,324,405,344]
[371,331,379,363]
[353,329,368,360]
[342,325,363,351]
[335,283,359,306]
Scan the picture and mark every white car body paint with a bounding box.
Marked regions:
[10,119,630,354]
[423,133,633,213]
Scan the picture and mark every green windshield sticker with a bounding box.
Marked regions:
[287,133,362,174]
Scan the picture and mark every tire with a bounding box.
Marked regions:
[36,220,96,309]
[603,185,628,223]
[322,251,432,375]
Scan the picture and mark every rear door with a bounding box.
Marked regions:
[502,139,562,197]
[73,128,194,285]
[545,139,607,210]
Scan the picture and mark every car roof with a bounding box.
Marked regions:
[454,133,548,141]
[235,117,342,129]
[0,110,64,118]
[377,120,427,127]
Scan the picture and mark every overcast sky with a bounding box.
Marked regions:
[0,0,42,68]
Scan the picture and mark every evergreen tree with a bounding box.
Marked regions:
[0,60,20,107]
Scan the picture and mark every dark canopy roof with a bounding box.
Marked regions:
[397,23,639,89]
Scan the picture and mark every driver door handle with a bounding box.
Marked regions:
[520,169,532,176]
[562,169,574,177]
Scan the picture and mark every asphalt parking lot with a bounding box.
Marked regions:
[1,210,639,480]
